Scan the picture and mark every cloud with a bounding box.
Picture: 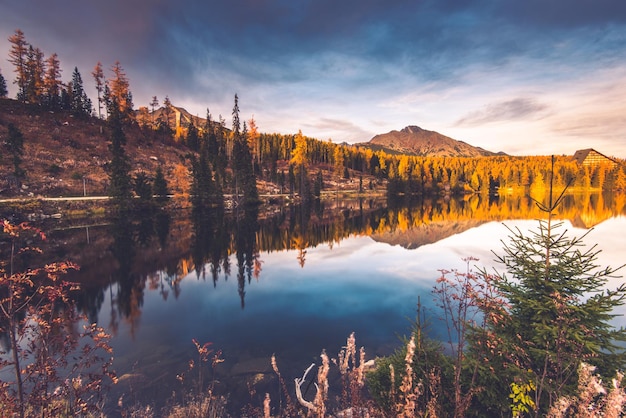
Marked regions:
[495,0,626,28]
[2,0,626,157]
[302,118,374,143]
[455,98,550,127]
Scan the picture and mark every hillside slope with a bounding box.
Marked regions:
[0,99,188,197]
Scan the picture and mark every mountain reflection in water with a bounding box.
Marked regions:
[29,193,626,413]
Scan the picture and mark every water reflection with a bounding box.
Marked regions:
[28,192,618,412]
[57,193,625,331]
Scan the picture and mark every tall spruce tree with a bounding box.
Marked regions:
[5,123,26,186]
[69,67,92,117]
[152,165,169,204]
[473,160,626,414]
[133,171,153,205]
[232,120,258,206]
[214,115,228,189]
[186,121,200,151]
[107,102,132,210]
[190,151,218,208]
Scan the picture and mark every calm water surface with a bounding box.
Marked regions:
[35,194,626,412]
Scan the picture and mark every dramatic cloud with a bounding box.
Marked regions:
[1,0,625,156]
[455,98,550,127]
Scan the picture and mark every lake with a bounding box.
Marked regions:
[6,192,626,414]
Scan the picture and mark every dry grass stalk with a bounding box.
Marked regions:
[604,372,626,418]
[425,368,441,418]
[357,347,366,388]
[389,364,396,401]
[314,351,330,417]
[270,354,297,416]
[396,336,422,417]
[546,363,626,418]
[336,332,368,409]
[263,393,271,418]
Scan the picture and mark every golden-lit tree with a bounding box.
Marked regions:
[334,145,345,176]
[8,29,28,101]
[172,163,191,200]
[106,61,133,121]
[43,53,62,109]
[24,46,45,104]
[248,116,261,166]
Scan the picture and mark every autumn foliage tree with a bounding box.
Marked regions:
[105,61,133,122]
[7,29,28,102]
[43,53,62,109]
[0,221,116,417]
[24,45,45,104]
[291,130,312,201]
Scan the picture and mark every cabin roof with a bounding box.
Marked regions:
[573,148,617,165]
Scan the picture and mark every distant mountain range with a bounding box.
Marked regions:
[356,125,503,157]
[144,104,207,131]
[147,103,501,159]
[371,218,489,249]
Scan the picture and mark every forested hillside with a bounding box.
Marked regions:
[1,29,625,205]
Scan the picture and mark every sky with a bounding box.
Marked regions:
[1,0,626,157]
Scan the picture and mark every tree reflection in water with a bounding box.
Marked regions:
[64,192,626,335]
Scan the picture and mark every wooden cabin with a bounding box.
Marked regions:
[573,148,618,168]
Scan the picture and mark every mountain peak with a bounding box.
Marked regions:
[401,125,425,134]
[361,125,500,157]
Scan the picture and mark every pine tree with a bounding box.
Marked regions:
[8,29,28,102]
[232,93,240,137]
[158,95,173,134]
[107,103,132,209]
[475,161,626,412]
[229,94,240,161]
[186,121,200,151]
[0,70,8,98]
[152,165,169,203]
[215,115,228,188]
[232,111,258,206]
[133,171,153,201]
[69,67,92,118]
[314,170,323,198]
[190,152,216,208]
[150,96,159,127]
[5,124,26,186]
